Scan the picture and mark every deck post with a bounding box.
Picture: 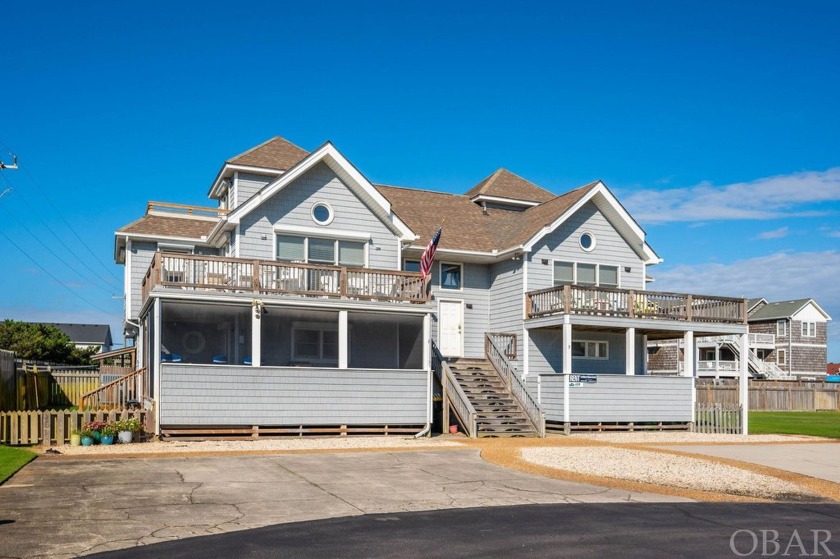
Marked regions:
[682,331,695,378]
[338,310,348,369]
[252,303,262,367]
[740,332,749,435]
[562,317,572,434]
[625,327,635,375]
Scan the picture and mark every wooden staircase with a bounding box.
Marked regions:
[447,358,538,437]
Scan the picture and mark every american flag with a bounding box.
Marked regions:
[419,226,442,282]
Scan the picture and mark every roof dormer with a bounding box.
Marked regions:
[465,168,555,211]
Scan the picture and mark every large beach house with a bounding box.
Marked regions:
[111,137,751,438]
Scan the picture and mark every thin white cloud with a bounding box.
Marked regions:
[622,168,840,223]
[754,226,789,240]
[652,251,840,358]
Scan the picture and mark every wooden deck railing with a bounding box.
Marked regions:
[81,368,146,410]
[142,252,428,306]
[487,332,517,360]
[485,334,545,437]
[526,284,746,324]
[432,341,477,438]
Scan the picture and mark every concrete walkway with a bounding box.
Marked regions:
[0,449,689,558]
[664,442,840,483]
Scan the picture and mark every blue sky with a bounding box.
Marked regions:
[1,1,838,360]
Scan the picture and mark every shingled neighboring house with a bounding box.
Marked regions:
[42,323,113,353]
[648,298,831,380]
[106,136,753,438]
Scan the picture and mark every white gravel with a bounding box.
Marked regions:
[52,436,463,456]
[574,432,814,444]
[521,446,809,499]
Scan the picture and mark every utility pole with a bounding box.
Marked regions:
[0,152,18,170]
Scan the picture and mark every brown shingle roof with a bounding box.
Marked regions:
[464,168,556,203]
[227,136,309,170]
[375,180,598,253]
[118,215,217,240]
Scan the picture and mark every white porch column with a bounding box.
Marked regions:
[153,298,162,437]
[740,332,749,435]
[625,327,636,375]
[251,303,261,367]
[338,310,348,369]
[422,313,431,370]
[683,331,695,378]
[562,317,572,431]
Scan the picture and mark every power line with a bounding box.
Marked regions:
[0,170,122,291]
[0,192,119,294]
[18,163,123,285]
[0,228,120,317]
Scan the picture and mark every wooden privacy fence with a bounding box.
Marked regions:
[0,350,15,411]
[0,408,151,446]
[696,384,840,411]
[694,403,742,434]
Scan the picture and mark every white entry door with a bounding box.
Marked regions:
[439,300,463,357]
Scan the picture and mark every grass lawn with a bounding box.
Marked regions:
[749,411,840,439]
[0,445,37,485]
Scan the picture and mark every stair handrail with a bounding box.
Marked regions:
[81,368,147,410]
[431,341,477,438]
[485,334,545,437]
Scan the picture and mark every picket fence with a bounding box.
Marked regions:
[693,403,742,434]
[0,408,151,446]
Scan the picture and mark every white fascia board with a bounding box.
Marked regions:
[470,194,540,207]
[119,232,209,244]
[208,163,284,198]
[274,223,371,241]
[206,216,234,246]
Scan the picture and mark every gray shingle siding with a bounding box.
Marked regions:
[527,201,645,291]
[489,258,525,361]
[160,364,428,425]
[129,240,157,320]
[537,375,692,422]
[237,163,398,269]
[236,172,273,208]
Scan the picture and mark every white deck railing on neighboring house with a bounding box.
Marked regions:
[142,253,428,306]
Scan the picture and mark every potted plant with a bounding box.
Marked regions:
[85,421,109,444]
[80,427,95,447]
[100,422,119,445]
[116,417,142,444]
[70,429,82,447]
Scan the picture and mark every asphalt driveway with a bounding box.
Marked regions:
[0,449,688,558]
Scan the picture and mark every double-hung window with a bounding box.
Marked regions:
[292,327,338,363]
[776,320,787,337]
[553,261,619,288]
[276,235,366,267]
[801,322,816,337]
[440,263,462,290]
[571,340,608,359]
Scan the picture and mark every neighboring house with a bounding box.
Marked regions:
[34,323,113,353]
[111,136,751,438]
[648,298,832,380]
[828,363,840,375]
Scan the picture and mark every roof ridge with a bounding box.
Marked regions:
[374,183,470,198]
[226,136,281,163]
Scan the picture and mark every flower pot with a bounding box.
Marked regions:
[92,431,101,444]
[70,433,81,446]
[81,436,94,447]
[118,431,133,444]
[101,435,114,445]
[449,425,459,435]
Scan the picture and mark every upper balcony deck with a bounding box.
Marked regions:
[526,284,747,325]
[141,252,428,307]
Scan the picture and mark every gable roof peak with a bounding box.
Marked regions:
[465,168,556,203]
[226,136,309,170]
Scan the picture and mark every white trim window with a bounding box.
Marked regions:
[276,234,366,267]
[440,262,462,290]
[571,340,608,359]
[553,260,620,288]
[776,320,787,336]
[801,322,816,337]
[776,348,787,366]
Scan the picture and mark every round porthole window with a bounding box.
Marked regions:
[579,232,596,252]
[311,203,334,226]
